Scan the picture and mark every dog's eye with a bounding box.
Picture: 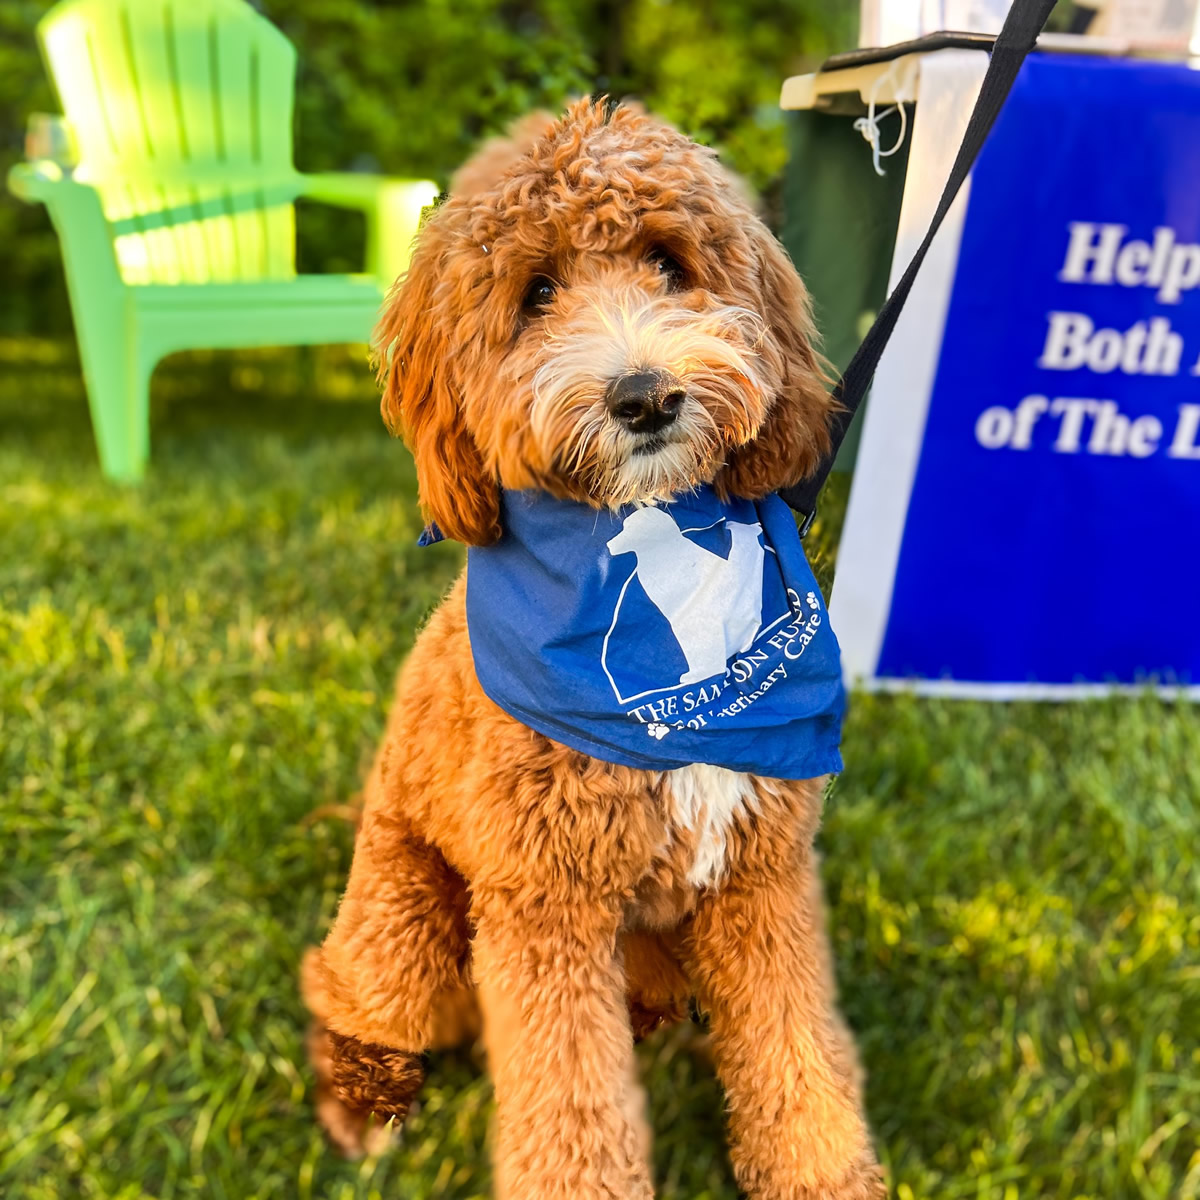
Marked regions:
[648,250,686,288]
[522,275,558,313]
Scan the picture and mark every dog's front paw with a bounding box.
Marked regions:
[328,1029,425,1121]
[797,1153,887,1200]
[308,1020,426,1157]
[741,1150,887,1200]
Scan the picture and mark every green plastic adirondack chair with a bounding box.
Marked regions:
[7,0,437,482]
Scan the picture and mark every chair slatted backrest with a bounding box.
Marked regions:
[40,0,299,284]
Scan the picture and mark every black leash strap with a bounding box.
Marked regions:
[782,0,1057,529]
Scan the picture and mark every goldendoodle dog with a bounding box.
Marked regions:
[302,99,885,1200]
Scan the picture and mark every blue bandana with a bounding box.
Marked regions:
[456,486,844,779]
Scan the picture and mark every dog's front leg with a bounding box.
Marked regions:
[472,886,654,1200]
[686,855,885,1200]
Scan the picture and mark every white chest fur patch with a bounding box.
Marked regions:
[665,764,758,888]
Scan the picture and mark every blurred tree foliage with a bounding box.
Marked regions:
[0,0,854,334]
[1,3,60,334]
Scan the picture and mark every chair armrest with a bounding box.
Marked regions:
[297,173,439,286]
[8,159,73,204]
[7,162,123,292]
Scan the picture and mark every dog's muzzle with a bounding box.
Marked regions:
[605,369,686,435]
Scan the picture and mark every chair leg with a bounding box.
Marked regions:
[76,320,154,483]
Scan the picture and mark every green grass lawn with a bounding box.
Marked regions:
[1,338,1197,1200]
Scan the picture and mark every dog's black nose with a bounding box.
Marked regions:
[605,369,686,435]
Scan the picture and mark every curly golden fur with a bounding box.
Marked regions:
[302,99,884,1199]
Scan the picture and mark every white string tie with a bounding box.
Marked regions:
[854,100,908,176]
[853,63,911,177]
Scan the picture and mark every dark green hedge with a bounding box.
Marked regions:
[0,0,853,334]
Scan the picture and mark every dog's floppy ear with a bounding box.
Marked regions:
[374,221,502,547]
[721,224,834,499]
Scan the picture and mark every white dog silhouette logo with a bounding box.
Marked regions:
[605,506,765,688]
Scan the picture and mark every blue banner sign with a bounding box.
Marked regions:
[831,53,1200,696]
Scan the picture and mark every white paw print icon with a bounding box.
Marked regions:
[806,591,820,611]
[647,722,670,740]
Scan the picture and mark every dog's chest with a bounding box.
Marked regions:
[662,763,757,889]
